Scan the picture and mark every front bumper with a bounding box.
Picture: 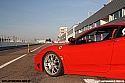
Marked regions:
[34,53,44,72]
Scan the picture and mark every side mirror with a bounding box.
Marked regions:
[68,37,75,43]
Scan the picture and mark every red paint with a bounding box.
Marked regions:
[34,22,125,80]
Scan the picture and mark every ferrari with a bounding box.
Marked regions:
[34,22,125,80]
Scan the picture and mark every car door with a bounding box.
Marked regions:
[112,27,125,70]
[63,27,116,72]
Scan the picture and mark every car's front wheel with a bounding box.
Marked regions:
[43,52,63,76]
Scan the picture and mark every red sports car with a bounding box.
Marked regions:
[34,22,125,80]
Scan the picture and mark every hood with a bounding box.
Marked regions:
[39,43,67,54]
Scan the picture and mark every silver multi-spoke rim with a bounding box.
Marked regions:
[44,53,60,75]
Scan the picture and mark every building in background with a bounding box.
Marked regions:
[75,0,125,37]
[57,25,78,43]
[36,39,45,44]
[0,35,39,47]
[67,24,78,39]
[58,0,125,43]
[0,35,27,43]
[57,26,68,43]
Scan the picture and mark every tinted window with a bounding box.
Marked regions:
[75,27,117,44]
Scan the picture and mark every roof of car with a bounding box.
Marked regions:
[75,22,125,40]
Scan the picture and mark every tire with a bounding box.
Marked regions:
[43,52,63,76]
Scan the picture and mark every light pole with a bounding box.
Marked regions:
[88,10,96,17]
[109,0,113,3]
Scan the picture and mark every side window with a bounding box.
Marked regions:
[75,27,116,44]
[116,27,125,38]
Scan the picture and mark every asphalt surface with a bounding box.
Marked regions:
[0,44,124,83]
[0,44,86,83]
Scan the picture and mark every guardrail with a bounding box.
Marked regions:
[0,42,42,51]
[0,42,27,47]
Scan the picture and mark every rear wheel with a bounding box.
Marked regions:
[43,52,63,76]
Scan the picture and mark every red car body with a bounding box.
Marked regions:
[34,22,125,80]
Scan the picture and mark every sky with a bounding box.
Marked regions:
[0,0,109,40]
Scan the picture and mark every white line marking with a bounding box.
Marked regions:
[84,79,99,83]
[0,54,27,69]
[83,79,125,83]
[30,45,44,53]
[0,45,44,69]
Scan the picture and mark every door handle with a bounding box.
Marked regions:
[114,39,118,42]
